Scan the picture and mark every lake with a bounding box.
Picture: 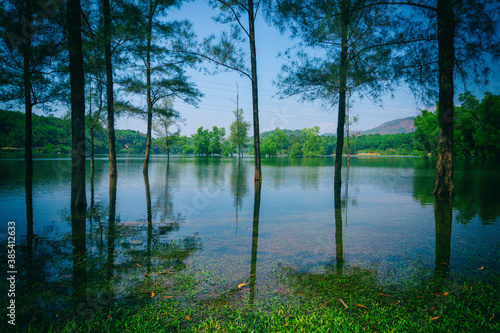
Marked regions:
[1,154,499,327]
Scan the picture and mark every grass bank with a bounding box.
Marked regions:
[6,264,499,333]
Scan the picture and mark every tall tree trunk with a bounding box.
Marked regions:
[107,175,117,280]
[89,84,95,175]
[90,124,95,175]
[249,179,261,309]
[23,0,33,182]
[144,172,153,273]
[334,181,343,273]
[103,0,117,178]
[71,206,87,301]
[25,176,34,286]
[68,0,87,209]
[334,0,349,186]
[434,0,455,197]
[144,2,153,175]
[434,196,453,278]
[247,0,262,181]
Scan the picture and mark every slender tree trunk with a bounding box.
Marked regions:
[144,2,153,175]
[247,0,262,182]
[434,196,453,278]
[334,0,349,186]
[249,179,261,309]
[144,172,153,273]
[107,175,117,280]
[334,181,343,273]
[89,84,95,175]
[346,105,350,167]
[71,206,87,301]
[68,0,87,209]
[23,0,33,182]
[434,0,455,197]
[90,125,95,174]
[103,0,117,178]
[25,176,34,286]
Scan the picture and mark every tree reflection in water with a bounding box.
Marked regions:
[71,206,87,303]
[334,181,344,273]
[434,196,453,279]
[249,180,261,309]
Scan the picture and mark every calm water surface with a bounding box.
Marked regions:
[1,154,499,315]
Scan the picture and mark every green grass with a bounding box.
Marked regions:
[3,263,499,333]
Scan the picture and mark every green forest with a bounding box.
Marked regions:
[0,108,416,156]
[3,90,499,159]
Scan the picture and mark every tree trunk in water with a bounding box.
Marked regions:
[434,196,453,278]
[144,107,152,174]
[334,181,344,273]
[103,0,117,178]
[25,176,34,286]
[249,179,261,309]
[23,0,33,182]
[434,0,455,197]
[67,0,87,209]
[144,172,153,273]
[334,0,349,187]
[71,205,87,301]
[107,175,117,279]
[247,0,262,182]
[90,125,95,176]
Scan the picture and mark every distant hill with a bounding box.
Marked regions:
[361,116,415,135]
[259,128,302,138]
[258,117,415,138]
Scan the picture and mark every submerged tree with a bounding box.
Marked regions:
[82,2,106,174]
[119,0,201,174]
[229,86,251,158]
[0,0,65,181]
[153,99,184,160]
[271,0,396,186]
[390,0,500,196]
[209,125,226,156]
[67,0,87,209]
[102,0,120,178]
[187,0,264,181]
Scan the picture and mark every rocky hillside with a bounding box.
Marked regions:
[361,116,415,135]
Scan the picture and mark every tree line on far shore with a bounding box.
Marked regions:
[3,90,498,159]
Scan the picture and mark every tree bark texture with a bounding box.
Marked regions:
[71,205,87,300]
[249,179,261,308]
[107,175,117,279]
[334,0,349,187]
[247,0,262,181]
[67,0,87,209]
[434,0,455,197]
[143,1,153,175]
[434,196,453,278]
[334,181,344,272]
[23,0,33,182]
[90,125,95,175]
[103,0,117,178]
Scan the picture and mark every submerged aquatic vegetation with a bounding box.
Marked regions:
[3,257,499,332]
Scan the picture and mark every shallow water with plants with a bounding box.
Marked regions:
[1,155,499,332]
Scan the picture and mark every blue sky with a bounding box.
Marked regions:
[124,0,497,137]
[7,1,499,137]
[115,1,425,136]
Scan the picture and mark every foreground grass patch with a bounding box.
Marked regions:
[5,265,499,333]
